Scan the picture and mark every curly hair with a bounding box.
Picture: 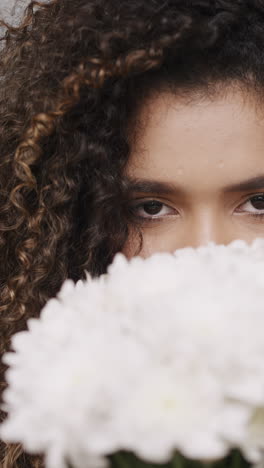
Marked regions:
[1,0,264,466]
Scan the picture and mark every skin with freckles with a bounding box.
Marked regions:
[122,86,264,258]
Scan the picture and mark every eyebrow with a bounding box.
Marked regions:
[124,175,264,195]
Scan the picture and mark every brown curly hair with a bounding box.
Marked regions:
[1,0,264,466]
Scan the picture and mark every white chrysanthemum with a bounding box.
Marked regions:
[2,239,264,467]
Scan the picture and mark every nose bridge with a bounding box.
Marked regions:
[187,208,229,247]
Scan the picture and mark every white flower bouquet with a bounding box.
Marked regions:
[2,240,264,468]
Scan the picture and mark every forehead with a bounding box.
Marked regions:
[125,87,264,192]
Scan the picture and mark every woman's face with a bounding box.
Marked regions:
[122,86,264,258]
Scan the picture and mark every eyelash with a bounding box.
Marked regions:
[130,194,264,223]
[248,212,264,222]
[130,200,177,223]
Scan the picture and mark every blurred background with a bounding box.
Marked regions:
[0,0,27,24]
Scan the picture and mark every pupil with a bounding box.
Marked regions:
[251,196,264,210]
[144,201,162,215]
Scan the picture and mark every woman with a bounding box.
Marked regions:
[1,0,264,466]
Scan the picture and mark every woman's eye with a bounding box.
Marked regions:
[131,200,176,219]
[237,194,264,214]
